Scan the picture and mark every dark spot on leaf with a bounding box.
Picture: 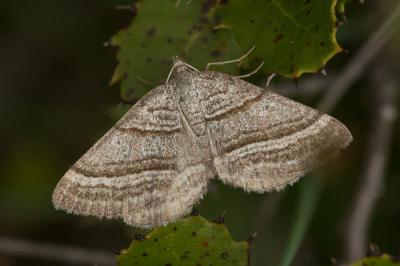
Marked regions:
[204,252,210,256]
[265,19,272,25]
[273,33,284,45]
[201,241,209,248]
[306,10,311,16]
[250,19,255,24]
[173,227,177,231]
[187,29,193,36]
[165,263,172,266]
[191,231,197,237]
[306,41,311,46]
[147,28,156,37]
[210,50,221,58]
[314,25,319,31]
[221,0,229,4]
[290,64,295,73]
[180,254,188,259]
[220,252,229,260]
[304,0,311,5]
[202,37,208,43]
[201,0,217,13]
[166,37,173,44]
[142,252,148,257]
[320,41,325,47]
[146,57,152,63]
[141,43,146,48]
[153,238,159,242]
[196,263,202,266]
[274,28,279,33]
[184,250,189,254]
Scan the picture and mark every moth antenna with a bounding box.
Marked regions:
[234,61,265,79]
[206,45,256,70]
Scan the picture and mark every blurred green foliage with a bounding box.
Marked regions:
[118,216,248,266]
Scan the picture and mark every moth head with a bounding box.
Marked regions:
[166,56,199,84]
[172,56,190,73]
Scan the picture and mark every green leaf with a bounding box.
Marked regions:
[111,0,344,99]
[111,0,240,101]
[350,255,400,266]
[117,216,249,266]
[224,0,342,78]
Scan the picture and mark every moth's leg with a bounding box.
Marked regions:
[265,73,277,88]
[234,61,265,79]
[206,123,218,157]
[205,45,256,70]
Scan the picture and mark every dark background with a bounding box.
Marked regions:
[0,1,399,266]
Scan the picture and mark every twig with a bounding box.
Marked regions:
[317,2,400,113]
[344,71,398,262]
[0,236,115,266]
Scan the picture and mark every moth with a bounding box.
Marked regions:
[52,59,352,228]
